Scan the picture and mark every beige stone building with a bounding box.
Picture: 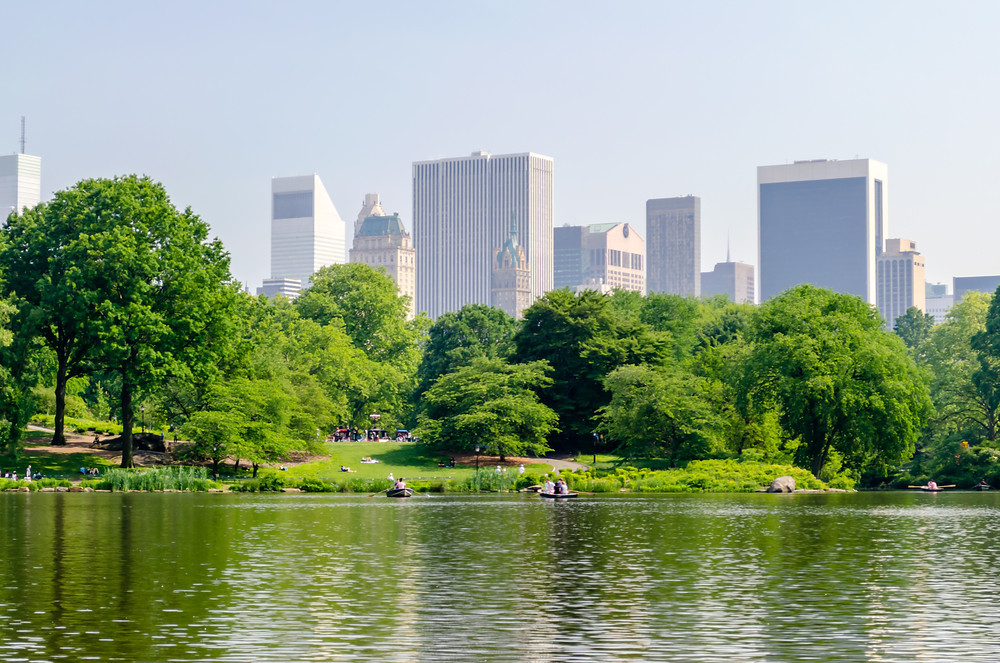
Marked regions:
[349,201,416,319]
[492,223,532,319]
[876,238,925,329]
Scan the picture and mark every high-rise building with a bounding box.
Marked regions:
[926,290,953,325]
[492,222,532,319]
[876,238,926,328]
[413,151,553,318]
[646,195,700,296]
[953,275,1000,304]
[701,261,755,304]
[553,222,645,294]
[0,153,42,219]
[259,174,346,298]
[758,159,888,303]
[349,201,416,319]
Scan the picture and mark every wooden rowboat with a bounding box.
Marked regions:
[386,487,413,498]
[539,491,578,499]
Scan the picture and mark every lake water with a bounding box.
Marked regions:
[2,491,1000,662]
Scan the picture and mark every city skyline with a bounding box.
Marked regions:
[4,2,999,293]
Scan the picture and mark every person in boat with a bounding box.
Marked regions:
[543,477,555,494]
[926,479,938,490]
[394,478,406,490]
[558,478,569,494]
[977,478,990,488]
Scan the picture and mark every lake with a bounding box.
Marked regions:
[2,491,1000,662]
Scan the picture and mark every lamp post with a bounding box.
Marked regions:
[475,445,481,492]
[369,412,380,440]
[141,405,146,433]
[593,432,599,466]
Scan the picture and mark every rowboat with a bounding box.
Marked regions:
[539,491,578,499]
[386,487,413,498]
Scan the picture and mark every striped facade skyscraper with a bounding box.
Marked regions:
[413,151,553,318]
[0,153,42,218]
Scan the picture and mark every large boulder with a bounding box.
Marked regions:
[96,432,167,453]
[767,476,796,493]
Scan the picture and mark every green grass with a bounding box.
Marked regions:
[289,442,551,481]
[2,451,116,478]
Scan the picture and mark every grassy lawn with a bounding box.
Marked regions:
[290,442,551,481]
[572,452,680,472]
[23,430,53,445]
[1,451,116,478]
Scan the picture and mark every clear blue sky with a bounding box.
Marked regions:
[4,0,998,292]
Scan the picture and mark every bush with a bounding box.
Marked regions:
[555,460,831,493]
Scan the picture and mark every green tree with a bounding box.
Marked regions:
[923,291,993,443]
[0,296,39,454]
[0,195,109,445]
[294,263,423,427]
[744,285,931,478]
[894,306,936,350]
[294,263,419,365]
[598,364,722,465]
[416,358,557,460]
[970,286,1000,442]
[513,289,670,449]
[415,304,517,399]
[78,176,233,467]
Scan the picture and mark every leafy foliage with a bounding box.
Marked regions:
[417,358,556,459]
[513,289,670,449]
[742,285,931,478]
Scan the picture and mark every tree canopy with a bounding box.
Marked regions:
[743,285,931,478]
[513,289,670,449]
[416,357,556,460]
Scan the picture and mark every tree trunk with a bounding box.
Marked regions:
[119,375,135,468]
[212,457,220,480]
[52,356,69,446]
[252,463,259,478]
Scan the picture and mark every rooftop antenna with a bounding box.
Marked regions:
[20,116,25,154]
[726,232,731,263]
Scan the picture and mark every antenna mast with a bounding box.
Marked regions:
[20,116,25,154]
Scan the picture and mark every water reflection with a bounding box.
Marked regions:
[2,492,1000,661]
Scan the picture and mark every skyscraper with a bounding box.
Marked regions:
[953,275,1000,304]
[758,158,887,303]
[0,152,42,219]
[260,174,346,298]
[553,222,645,294]
[701,261,755,304]
[876,238,925,328]
[349,199,416,319]
[413,151,553,319]
[646,195,700,296]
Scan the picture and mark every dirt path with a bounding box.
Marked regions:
[25,425,122,463]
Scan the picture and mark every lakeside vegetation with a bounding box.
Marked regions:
[2,176,1000,492]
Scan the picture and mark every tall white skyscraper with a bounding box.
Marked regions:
[0,153,42,219]
[413,151,554,318]
[758,158,888,303]
[260,174,345,297]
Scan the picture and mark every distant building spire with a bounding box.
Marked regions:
[726,231,730,263]
[20,116,25,154]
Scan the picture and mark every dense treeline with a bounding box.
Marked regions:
[1,176,997,486]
